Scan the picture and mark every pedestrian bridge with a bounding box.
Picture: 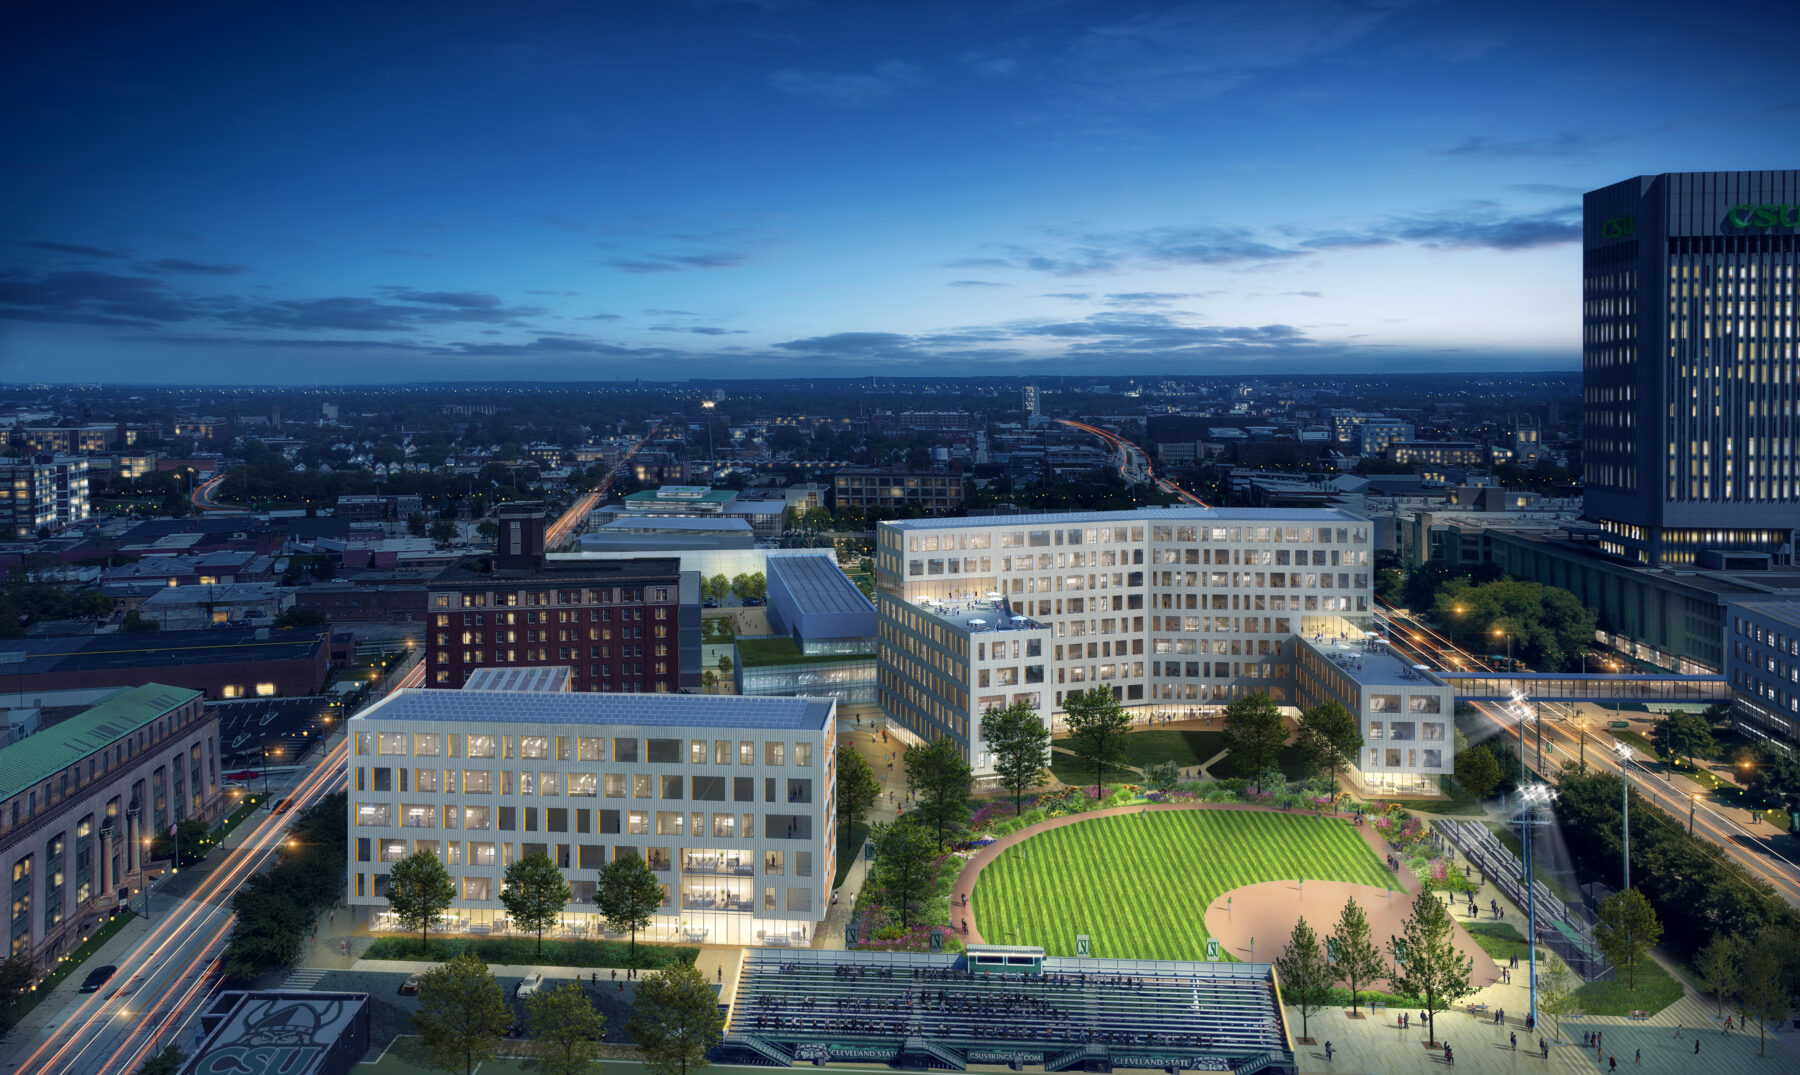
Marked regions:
[1436,672,1728,705]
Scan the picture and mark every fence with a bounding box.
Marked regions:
[1435,819,1614,982]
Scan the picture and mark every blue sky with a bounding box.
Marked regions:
[2,0,1791,384]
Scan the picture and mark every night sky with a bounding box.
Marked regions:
[2,0,1791,385]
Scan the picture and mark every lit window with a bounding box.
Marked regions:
[255,683,276,697]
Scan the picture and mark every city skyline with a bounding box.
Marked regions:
[3,0,1793,385]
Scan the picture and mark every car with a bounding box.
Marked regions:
[514,972,543,998]
[398,973,424,996]
[79,965,117,993]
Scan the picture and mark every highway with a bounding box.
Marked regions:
[1376,602,1800,908]
[9,655,426,1075]
[545,423,661,549]
[1055,419,1210,507]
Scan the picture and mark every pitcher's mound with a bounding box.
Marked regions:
[1202,880,1500,987]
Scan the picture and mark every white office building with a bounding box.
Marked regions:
[347,688,836,946]
[874,507,1455,793]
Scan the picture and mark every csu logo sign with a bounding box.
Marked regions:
[1601,215,1635,241]
[1727,204,1800,229]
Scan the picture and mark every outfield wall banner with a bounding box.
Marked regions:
[1204,937,1221,962]
[1075,934,1091,957]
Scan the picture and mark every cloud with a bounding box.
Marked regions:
[143,259,251,275]
[376,288,510,309]
[605,251,751,273]
[1042,292,1092,301]
[224,292,543,332]
[1282,290,1323,298]
[1442,132,1621,158]
[774,331,921,359]
[650,325,747,335]
[1065,1,1395,107]
[769,60,925,105]
[20,241,127,259]
[1506,182,1584,197]
[948,279,1009,288]
[0,269,209,327]
[579,312,622,321]
[1381,206,1581,251]
[527,289,579,296]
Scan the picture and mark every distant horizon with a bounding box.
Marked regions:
[6,1,1786,384]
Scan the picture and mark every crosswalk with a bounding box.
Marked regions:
[283,967,328,990]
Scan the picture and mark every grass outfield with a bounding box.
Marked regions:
[975,809,1396,961]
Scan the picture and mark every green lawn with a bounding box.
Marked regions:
[1048,750,1140,787]
[1114,730,1224,771]
[1571,955,1685,1015]
[363,935,697,969]
[975,810,1396,960]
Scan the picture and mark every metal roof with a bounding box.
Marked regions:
[598,517,752,532]
[1,683,203,800]
[769,553,874,617]
[880,506,1363,530]
[352,687,833,731]
[463,666,573,692]
[0,628,326,677]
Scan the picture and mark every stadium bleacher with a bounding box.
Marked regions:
[717,945,1296,1074]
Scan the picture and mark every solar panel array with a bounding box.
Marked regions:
[881,505,1357,531]
[352,688,832,731]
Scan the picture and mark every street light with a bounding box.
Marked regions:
[1612,740,1633,890]
[1516,783,1557,1034]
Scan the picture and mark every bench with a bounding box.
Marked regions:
[1467,1003,1489,1015]
[1628,1011,1651,1021]
[1370,1001,1385,1010]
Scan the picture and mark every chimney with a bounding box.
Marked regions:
[493,502,548,571]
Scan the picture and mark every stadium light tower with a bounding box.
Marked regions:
[1611,740,1633,890]
[1515,783,1557,1033]
[1507,689,1535,786]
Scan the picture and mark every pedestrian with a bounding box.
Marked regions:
[1724,1015,1732,1032]
[1610,1056,1616,1072]
[1597,1030,1602,1049]
[1635,1048,1641,1065]
[592,972,597,984]
[1540,1039,1548,1059]
[1324,1041,1334,1062]
[1695,1040,1701,1055]
[718,967,723,983]
[1510,1031,1517,1051]
[611,968,617,980]
[1674,1025,1683,1038]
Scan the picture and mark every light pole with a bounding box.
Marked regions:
[1612,741,1632,891]
[1517,784,1556,1035]
[1507,689,1533,786]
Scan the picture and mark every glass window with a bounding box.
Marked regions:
[604,774,628,798]
[764,850,784,875]
[787,888,812,912]
[656,811,685,836]
[462,770,492,793]
[463,877,492,901]
[1421,723,1445,741]
[633,774,653,798]
[413,734,440,756]
[765,742,785,766]
[715,741,731,765]
[796,851,813,877]
[466,735,496,758]
[794,743,813,767]
[739,741,754,765]
[377,734,407,756]
[661,776,683,799]
[469,841,495,865]
[614,738,639,763]
[577,737,604,761]
[520,736,549,759]
[356,804,391,826]
[463,806,491,830]
[627,811,649,835]
[568,773,597,797]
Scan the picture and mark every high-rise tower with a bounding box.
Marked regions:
[1582,171,1800,566]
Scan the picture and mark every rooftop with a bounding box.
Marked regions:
[1,683,203,799]
[353,687,834,731]
[1298,633,1448,688]
[597,517,752,532]
[880,506,1363,531]
[1731,598,1800,629]
[623,487,737,505]
[0,627,327,677]
[769,553,874,617]
[430,554,682,587]
[907,591,1046,636]
[463,666,573,692]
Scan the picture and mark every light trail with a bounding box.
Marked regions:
[1055,419,1210,507]
[545,423,661,549]
[19,740,349,1074]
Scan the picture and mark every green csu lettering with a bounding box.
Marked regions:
[1726,204,1800,229]
[1601,215,1635,241]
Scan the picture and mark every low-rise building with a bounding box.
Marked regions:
[1726,600,1800,748]
[0,627,330,704]
[2,684,221,966]
[832,470,964,515]
[346,688,835,946]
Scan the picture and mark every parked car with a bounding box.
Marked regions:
[398,973,423,996]
[79,965,117,993]
[515,972,543,998]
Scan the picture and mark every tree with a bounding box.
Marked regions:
[387,849,456,955]
[1222,692,1288,791]
[1744,745,1800,824]
[1739,931,1790,1058]
[1536,958,1576,1042]
[500,852,571,956]
[701,669,717,692]
[704,574,731,605]
[429,519,457,544]
[121,609,160,632]
[982,700,1051,813]
[1143,760,1180,793]
[628,961,725,1075]
[223,871,309,977]
[133,1044,185,1075]
[1648,710,1717,769]
[905,736,974,849]
[475,519,499,543]
[1593,888,1662,990]
[274,606,327,630]
[526,981,607,1075]
[1453,745,1502,799]
[1332,897,1385,1016]
[1061,686,1133,798]
[836,743,881,832]
[597,852,664,966]
[0,955,33,1027]
[1430,577,1597,672]
[730,572,766,603]
[1294,700,1361,794]
[716,653,733,679]
[1388,889,1474,1045]
[1273,916,1333,1043]
[407,512,428,537]
[868,819,938,930]
[1693,935,1739,1019]
[412,952,513,1075]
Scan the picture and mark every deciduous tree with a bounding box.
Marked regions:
[1388,889,1474,1045]
[1222,692,1288,791]
[387,849,456,955]
[526,981,607,1075]
[597,853,664,967]
[1061,687,1133,798]
[1693,935,1739,1019]
[869,819,937,930]
[499,852,571,956]
[905,736,974,849]
[1739,932,1789,1058]
[1295,700,1361,794]
[836,743,881,832]
[412,952,513,1075]
[628,961,725,1075]
[982,700,1051,813]
[1593,888,1662,990]
[1649,710,1717,769]
[1453,746,1502,799]
[1273,916,1332,1042]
